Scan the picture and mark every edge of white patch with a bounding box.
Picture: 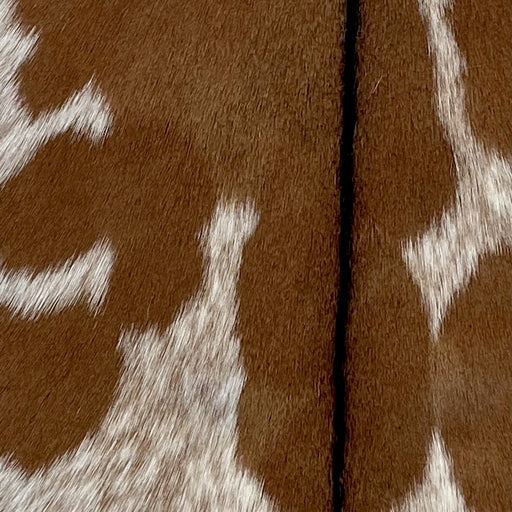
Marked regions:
[402,0,512,340]
[391,429,472,512]
[0,0,113,186]
[0,239,115,318]
[0,0,115,318]
[0,200,277,512]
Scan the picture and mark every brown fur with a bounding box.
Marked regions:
[0,0,342,510]
[342,0,511,510]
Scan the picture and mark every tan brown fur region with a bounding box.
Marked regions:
[343,0,511,510]
[0,0,343,510]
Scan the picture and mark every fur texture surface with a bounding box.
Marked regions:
[403,0,512,340]
[342,0,510,510]
[0,200,276,511]
[391,430,471,512]
[3,0,507,509]
[0,0,115,320]
[0,0,342,510]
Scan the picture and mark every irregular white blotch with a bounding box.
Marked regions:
[0,0,113,186]
[0,0,115,318]
[402,0,512,339]
[0,239,115,319]
[0,200,276,512]
[391,429,472,512]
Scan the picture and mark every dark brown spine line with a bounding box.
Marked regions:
[333,0,359,509]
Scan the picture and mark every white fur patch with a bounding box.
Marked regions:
[0,0,115,318]
[0,0,113,186]
[0,200,276,511]
[0,239,115,318]
[391,429,471,512]
[402,0,512,339]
